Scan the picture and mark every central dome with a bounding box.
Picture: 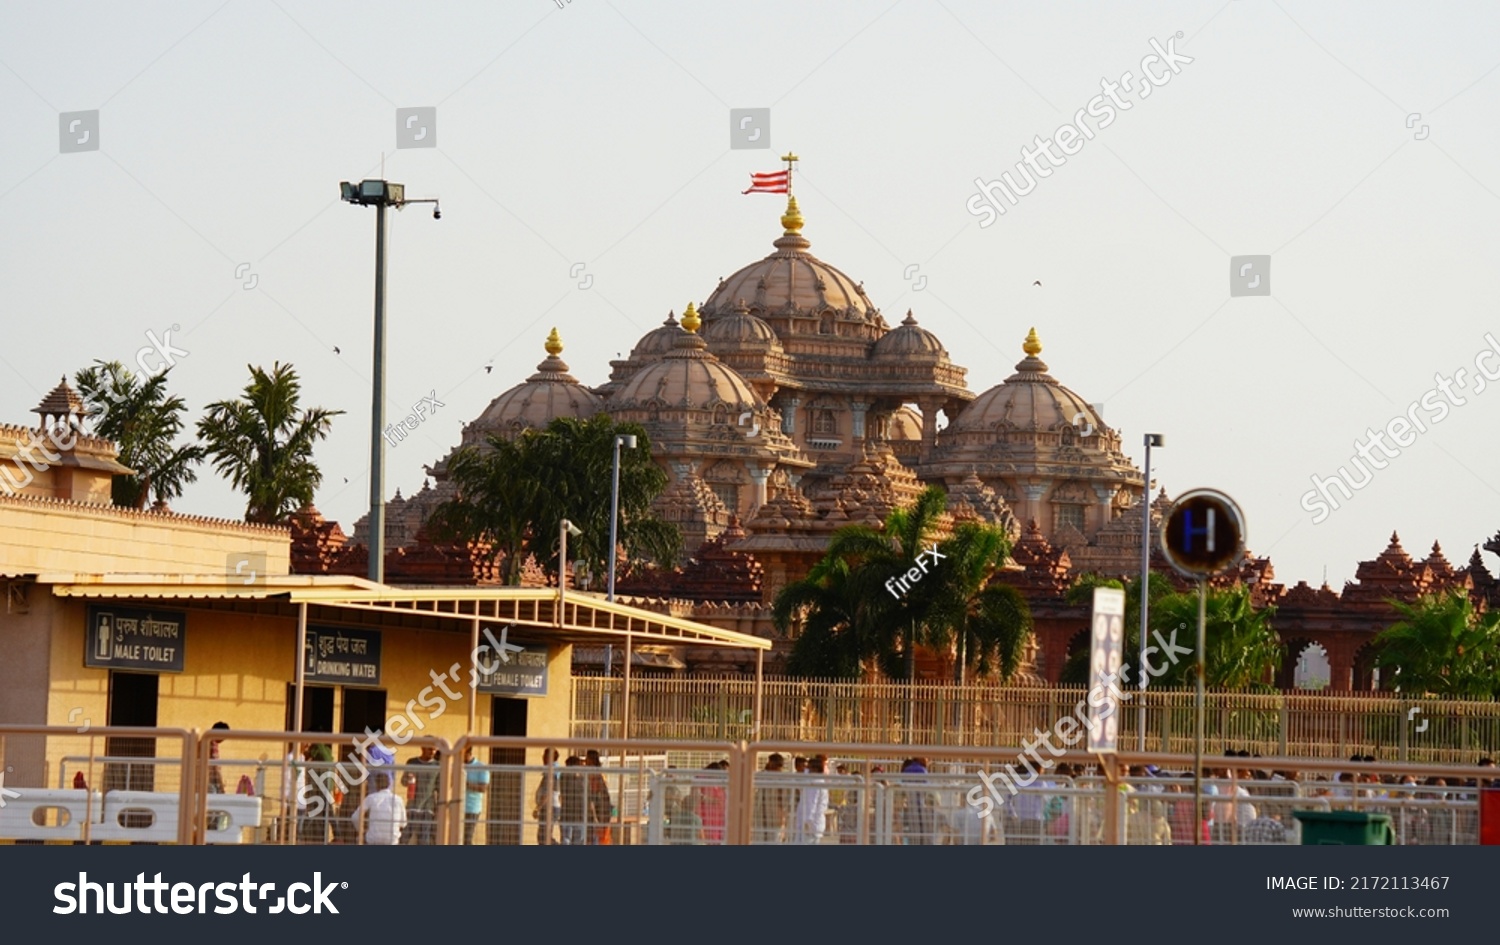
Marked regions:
[699,197,882,330]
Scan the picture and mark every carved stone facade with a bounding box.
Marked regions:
[308,186,1498,685]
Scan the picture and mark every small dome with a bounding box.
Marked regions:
[612,308,761,411]
[467,329,602,440]
[873,311,947,361]
[701,299,783,353]
[885,405,923,440]
[948,328,1102,436]
[629,311,684,360]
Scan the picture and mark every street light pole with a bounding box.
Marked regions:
[340,179,440,585]
[368,199,388,584]
[1138,433,1163,751]
[603,433,637,739]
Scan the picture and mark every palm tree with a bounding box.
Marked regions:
[73,360,204,509]
[196,363,342,525]
[1145,584,1282,690]
[921,521,1032,685]
[775,486,949,680]
[1375,591,1500,699]
[426,432,546,585]
[773,552,886,678]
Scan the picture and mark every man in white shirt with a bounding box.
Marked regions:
[352,773,407,845]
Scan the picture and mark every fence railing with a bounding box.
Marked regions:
[2,726,1494,845]
[570,676,1500,763]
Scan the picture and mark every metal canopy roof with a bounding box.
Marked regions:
[45,574,769,651]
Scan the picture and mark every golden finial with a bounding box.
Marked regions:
[1022,327,1042,356]
[545,327,564,356]
[681,302,701,333]
[781,195,804,234]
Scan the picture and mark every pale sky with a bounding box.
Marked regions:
[2,0,1498,589]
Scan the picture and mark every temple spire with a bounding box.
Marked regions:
[1023,327,1042,356]
[780,152,803,234]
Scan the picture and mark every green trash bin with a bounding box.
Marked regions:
[1292,810,1395,845]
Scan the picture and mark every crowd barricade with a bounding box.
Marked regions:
[0,788,103,842]
[186,730,454,846]
[3,725,1495,845]
[0,725,196,844]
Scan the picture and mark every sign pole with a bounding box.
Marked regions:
[1192,579,1206,846]
[1158,487,1246,849]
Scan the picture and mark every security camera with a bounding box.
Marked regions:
[432,207,441,220]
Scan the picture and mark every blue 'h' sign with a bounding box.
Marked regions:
[1182,507,1216,553]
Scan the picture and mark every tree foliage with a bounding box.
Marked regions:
[1375,591,1500,699]
[74,360,203,509]
[1061,579,1281,690]
[428,414,680,586]
[196,363,342,525]
[775,486,1032,683]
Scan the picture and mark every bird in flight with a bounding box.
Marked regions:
[484,363,493,374]
[1032,280,1042,286]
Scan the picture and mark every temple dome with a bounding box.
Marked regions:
[947,328,1102,437]
[699,196,880,327]
[873,311,947,361]
[611,304,762,411]
[466,329,602,441]
[629,311,684,360]
[701,300,783,353]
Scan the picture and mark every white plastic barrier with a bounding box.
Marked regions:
[95,791,180,843]
[204,794,262,844]
[0,789,102,841]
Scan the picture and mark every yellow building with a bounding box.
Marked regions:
[0,381,767,842]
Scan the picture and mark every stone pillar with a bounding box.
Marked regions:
[1093,484,1116,533]
[919,399,939,462]
[1023,483,1048,531]
[1325,639,1356,692]
[782,396,800,435]
[747,465,772,512]
[850,402,869,440]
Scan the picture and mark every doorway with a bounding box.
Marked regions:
[487,698,528,845]
[339,688,388,741]
[286,684,335,733]
[104,671,158,793]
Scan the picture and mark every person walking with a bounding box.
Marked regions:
[752,753,791,844]
[560,756,589,845]
[533,747,561,845]
[898,758,934,845]
[794,757,830,845]
[585,750,614,845]
[463,745,489,845]
[400,744,440,844]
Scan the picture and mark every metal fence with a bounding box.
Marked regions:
[2,726,1493,845]
[572,676,1500,763]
